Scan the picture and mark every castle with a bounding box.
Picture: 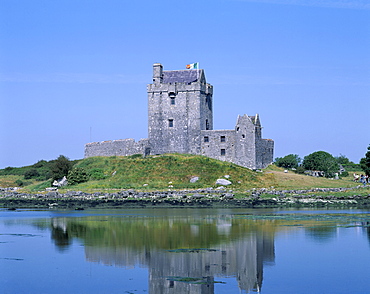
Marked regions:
[84,63,274,169]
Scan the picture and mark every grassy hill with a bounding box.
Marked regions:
[0,154,363,192]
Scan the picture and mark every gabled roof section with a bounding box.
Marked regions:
[162,69,203,84]
[236,114,262,127]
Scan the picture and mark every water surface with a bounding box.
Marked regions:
[1,208,369,293]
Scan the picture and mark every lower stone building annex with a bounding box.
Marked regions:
[84,63,274,169]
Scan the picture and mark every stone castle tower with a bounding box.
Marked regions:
[148,63,213,155]
[85,63,274,169]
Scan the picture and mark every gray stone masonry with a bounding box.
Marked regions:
[85,139,150,158]
[84,63,274,169]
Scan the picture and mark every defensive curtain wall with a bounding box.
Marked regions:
[84,63,274,169]
[85,139,150,158]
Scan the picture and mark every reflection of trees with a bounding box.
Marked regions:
[44,213,370,293]
[49,215,276,293]
[305,226,337,243]
[50,216,278,250]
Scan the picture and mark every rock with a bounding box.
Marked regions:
[45,187,58,192]
[216,179,232,186]
[216,186,226,190]
[223,193,234,199]
[192,193,205,199]
[190,176,199,183]
[224,175,230,179]
[46,191,59,197]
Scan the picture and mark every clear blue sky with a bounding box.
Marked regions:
[1,0,369,168]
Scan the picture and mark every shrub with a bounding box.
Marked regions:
[14,179,31,187]
[15,179,24,187]
[67,167,89,185]
[89,168,106,180]
[340,171,349,178]
[293,166,306,174]
[128,154,143,159]
[24,169,40,180]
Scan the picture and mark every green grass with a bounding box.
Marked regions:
[60,154,260,191]
[0,154,366,193]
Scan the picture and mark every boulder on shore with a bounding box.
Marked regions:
[216,179,232,186]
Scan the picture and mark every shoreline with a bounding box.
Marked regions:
[1,187,370,209]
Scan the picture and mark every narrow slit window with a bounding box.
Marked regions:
[168,119,173,127]
[220,136,226,142]
[169,92,176,105]
[221,149,226,156]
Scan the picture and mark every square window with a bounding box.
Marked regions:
[204,136,209,142]
[168,119,173,127]
[221,149,226,156]
[220,136,226,142]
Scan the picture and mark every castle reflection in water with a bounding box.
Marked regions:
[51,214,275,294]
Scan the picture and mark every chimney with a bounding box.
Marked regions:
[153,63,163,84]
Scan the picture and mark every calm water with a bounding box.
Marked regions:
[1,208,370,294]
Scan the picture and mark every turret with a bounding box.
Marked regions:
[153,63,163,84]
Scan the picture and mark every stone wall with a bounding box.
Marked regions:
[234,115,257,169]
[258,139,274,169]
[84,138,150,158]
[200,130,236,163]
[147,66,213,155]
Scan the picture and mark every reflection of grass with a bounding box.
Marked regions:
[39,212,370,253]
[236,213,370,228]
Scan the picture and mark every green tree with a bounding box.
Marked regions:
[67,167,89,185]
[275,154,301,169]
[335,154,351,165]
[302,151,339,178]
[50,155,73,181]
[360,145,370,176]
